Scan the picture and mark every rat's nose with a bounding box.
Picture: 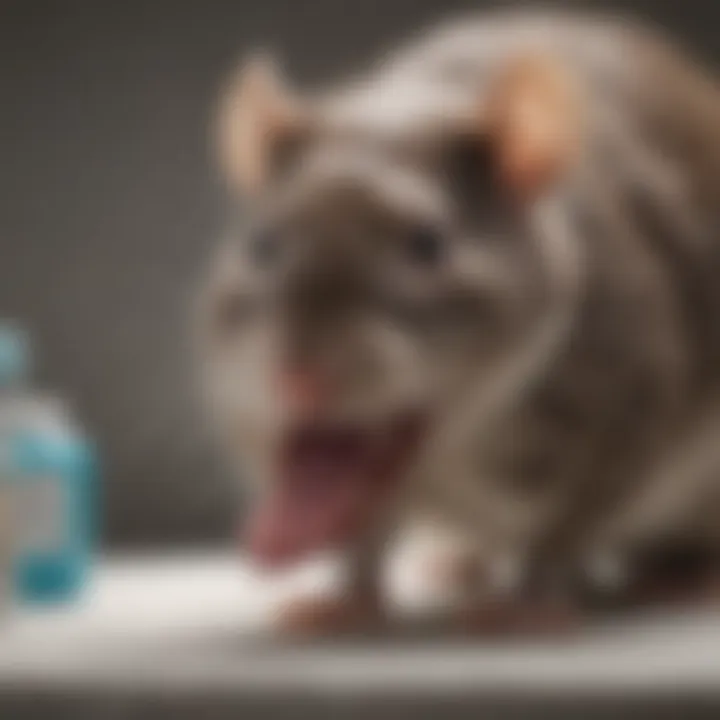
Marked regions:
[276,365,330,417]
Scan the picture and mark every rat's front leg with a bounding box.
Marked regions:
[452,553,582,638]
[275,529,390,638]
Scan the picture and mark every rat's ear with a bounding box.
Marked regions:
[214,54,311,194]
[482,54,583,200]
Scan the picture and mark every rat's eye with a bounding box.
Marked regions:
[249,228,281,268]
[406,224,444,267]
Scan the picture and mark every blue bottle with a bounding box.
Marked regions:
[0,324,98,604]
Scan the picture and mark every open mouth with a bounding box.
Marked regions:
[247,412,425,569]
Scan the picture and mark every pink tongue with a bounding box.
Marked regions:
[245,418,422,569]
[247,473,369,568]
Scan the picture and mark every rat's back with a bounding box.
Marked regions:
[336,10,720,563]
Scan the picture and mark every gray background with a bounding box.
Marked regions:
[0,0,717,548]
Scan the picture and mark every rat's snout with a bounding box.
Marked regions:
[272,244,368,415]
[275,364,330,417]
[275,308,386,422]
[275,310,355,419]
[283,243,364,325]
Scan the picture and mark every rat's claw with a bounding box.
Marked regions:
[273,593,386,638]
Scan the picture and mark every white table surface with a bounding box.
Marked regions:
[2,551,720,707]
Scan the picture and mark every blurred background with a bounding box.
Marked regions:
[0,0,717,550]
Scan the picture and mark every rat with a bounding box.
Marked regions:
[196,9,720,635]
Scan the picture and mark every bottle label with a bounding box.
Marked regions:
[13,476,64,554]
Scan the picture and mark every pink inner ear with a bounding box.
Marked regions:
[486,56,581,200]
[216,56,306,194]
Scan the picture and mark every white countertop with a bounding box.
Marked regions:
[2,552,720,705]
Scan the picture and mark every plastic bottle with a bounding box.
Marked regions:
[0,324,98,605]
[0,324,29,611]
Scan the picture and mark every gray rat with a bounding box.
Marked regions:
[197,10,720,634]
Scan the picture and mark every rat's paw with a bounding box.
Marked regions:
[423,547,485,599]
[458,597,580,639]
[272,594,386,638]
